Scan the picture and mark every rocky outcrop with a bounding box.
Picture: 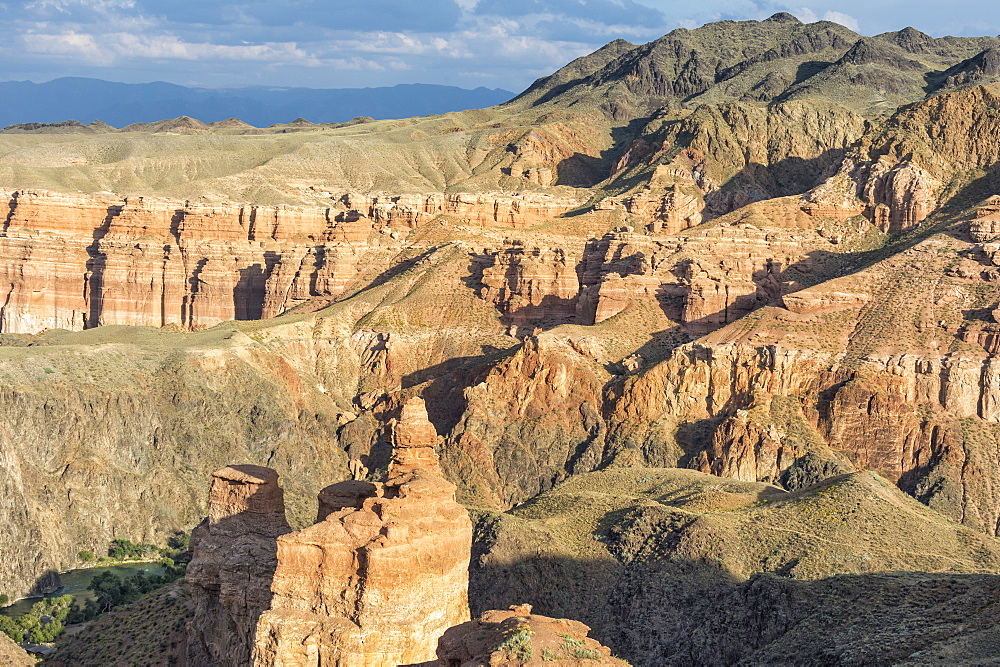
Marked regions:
[854,158,939,233]
[445,334,611,508]
[476,241,581,329]
[474,217,830,334]
[184,465,291,666]
[596,156,709,235]
[254,397,473,666]
[610,342,1000,535]
[436,604,627,666]
[804,84,1000,235]
[781,287,869,314]
[598,101,867,230]
[968,195,1000,246]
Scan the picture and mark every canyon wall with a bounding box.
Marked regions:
[473,206,852,335]
[0,190,579,334]
[608,342,1000,536]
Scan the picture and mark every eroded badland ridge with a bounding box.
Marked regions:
[4,12,1000,665]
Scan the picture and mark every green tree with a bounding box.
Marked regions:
[167,531,190,551]
[78,550,95,563]
[0,615,21,642]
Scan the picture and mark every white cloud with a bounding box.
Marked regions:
[822,10,859,32]
[22,30,336,67]
[791,7,860,32]
[23,30,110,63]
[792,7,819,23]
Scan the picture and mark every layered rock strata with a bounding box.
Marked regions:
[254,397,473,666]
[341,192,580,229]
[475,214,835,334]
[184,465,292,666]
[0,190,580,334]
[610,341,1000,535]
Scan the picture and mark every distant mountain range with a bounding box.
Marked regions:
[0,77,515,128]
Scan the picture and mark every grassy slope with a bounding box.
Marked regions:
[472,467,1000,664]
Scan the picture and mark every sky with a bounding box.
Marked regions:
[4,1,1000,92]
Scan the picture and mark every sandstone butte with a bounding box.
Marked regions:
[186,397,474,666]
[182,398,624,666]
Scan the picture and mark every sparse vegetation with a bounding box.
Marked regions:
[497,621,534,661]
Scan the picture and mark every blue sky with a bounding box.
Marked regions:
[4,1,999,91]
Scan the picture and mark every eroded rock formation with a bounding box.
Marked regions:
[436,604,627,666]
[254,397,473,666]
[184,465,292,666]
[610,341,1000,535]
[0,190,581,334]
[473,211,839,334]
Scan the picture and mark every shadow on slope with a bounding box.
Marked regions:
[470,467,1000,665]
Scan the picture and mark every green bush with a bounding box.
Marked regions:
[1,595,75,644]
[78,550,95,563]
[0,593,8,606]
[0,614,21,642]
[67,567,185,624]
[108,538,157,560]
[497,623,534,661]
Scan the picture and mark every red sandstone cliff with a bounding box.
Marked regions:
[0,190,580,334]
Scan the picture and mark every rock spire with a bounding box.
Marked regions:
[253,397,472,665]
[184,465,292,666]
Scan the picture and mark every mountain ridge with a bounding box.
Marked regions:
[0,77,515,129]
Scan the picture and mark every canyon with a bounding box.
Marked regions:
[3,11,1000,666]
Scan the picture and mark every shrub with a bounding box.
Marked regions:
[108,538,156,560]
[78,550,95,563]
[497,622,534,661]
[0,614,21,642]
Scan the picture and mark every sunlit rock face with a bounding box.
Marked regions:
[253,397,473,666]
